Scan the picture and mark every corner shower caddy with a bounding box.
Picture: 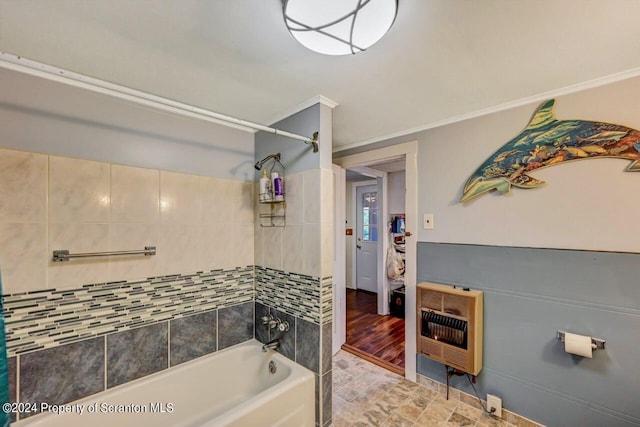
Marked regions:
[258,153,286,228]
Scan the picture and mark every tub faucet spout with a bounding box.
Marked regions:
[262,339,280,352]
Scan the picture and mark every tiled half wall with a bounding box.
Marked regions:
[255,267,333,427]
[2,268,254,423]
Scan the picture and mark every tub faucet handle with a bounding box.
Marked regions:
[278,321,290,332]
[269,318,281,329]
[261,315,274,325]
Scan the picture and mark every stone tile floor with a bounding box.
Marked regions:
[332,350,515,427]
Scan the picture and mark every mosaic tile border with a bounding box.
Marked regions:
[255,267,322,324]
[321,276,332,325]
[2,266,254,356]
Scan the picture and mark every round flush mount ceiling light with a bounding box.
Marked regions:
[283,0,398,55]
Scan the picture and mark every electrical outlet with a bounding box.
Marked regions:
[487,394,502,418]
[423,213,434,229]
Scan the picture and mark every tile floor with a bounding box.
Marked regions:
[332,350,516,427]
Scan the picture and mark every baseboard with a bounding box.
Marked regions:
[341,344,404,376]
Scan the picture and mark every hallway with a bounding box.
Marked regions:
[343,289,405,374]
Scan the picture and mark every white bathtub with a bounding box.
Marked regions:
[15,340,315,427]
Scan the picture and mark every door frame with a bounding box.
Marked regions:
[333,140,418,381]
[332,164,346,355]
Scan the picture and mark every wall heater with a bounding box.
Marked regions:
[417,282,483,375]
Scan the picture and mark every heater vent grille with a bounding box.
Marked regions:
[421,310,468,349]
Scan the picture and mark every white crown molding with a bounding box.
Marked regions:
[334,66,640,153]
[266,95,339,126]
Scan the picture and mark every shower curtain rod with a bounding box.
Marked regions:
[0,51,319,149]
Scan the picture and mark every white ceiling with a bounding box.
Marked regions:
[1,0,640,152]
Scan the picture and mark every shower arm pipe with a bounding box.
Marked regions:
[0,51,319,151]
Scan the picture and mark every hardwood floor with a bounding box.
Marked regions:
[343,289,405,375]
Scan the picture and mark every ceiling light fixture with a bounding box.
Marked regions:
[282,0,398,55]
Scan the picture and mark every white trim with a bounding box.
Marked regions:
[332,164,346,355]
[335,140,418,382]
[349,165,386,178]
[0,51,317,145]
[333,66,640,153]
[266,95,339,126]
[379,173,389,316]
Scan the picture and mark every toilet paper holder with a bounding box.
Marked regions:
[556,331,606,350]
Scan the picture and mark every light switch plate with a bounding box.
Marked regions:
[423,213,434,229]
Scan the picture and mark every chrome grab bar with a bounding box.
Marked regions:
[52,246,156,262]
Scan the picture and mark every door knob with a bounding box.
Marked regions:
[405,231,412,237]
[356,245,362,249]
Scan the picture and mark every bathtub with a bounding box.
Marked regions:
[15,340,315,427]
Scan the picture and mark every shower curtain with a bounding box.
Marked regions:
[0,270,10,426]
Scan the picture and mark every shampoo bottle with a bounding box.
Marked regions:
[259,169,271,202]
[272,172,284,201]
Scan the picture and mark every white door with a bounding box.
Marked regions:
[356,184,378,293]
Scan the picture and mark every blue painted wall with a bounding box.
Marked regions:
[337,75,640,426]
[417,242,640,427]
[0,68,255,180]
[254,103,321,176]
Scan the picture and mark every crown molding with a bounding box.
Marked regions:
[266,95,339,126]
[334,66,640,153]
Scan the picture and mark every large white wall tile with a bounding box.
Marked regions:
[238,182,255,224]
[303,169,321,224]
[213,222,255,269]
[282,224,304,274]
[263,227,283,270]
[159,224,201,275]
[199,222,231,269]
[201,176,231,224]
[199,221,252,269]
[0,149,47,223]
[283,171,303,225]
[303,223,321,277]
[49,223,110,289]
[111,165,159,223]
[320,168,334,225]
[234,222,255,268]
[320,221,334,278]
[1,149,253,292]
[254,222,264,267]
[160,171,200,225]
[49,156,110,223]
[201,177,254,225]
[0,222,46,293]
[109,223,159,282]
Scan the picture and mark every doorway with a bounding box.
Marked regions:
[347,163,405,374]
[334,143,416,376]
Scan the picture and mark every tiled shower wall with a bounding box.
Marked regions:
[0,147,256,421]
[254,168,334,427]
[0,147,254,294]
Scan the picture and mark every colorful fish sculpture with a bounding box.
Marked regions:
[460,99,640,202]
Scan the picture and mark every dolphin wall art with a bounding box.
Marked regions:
[460,99,640,202]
